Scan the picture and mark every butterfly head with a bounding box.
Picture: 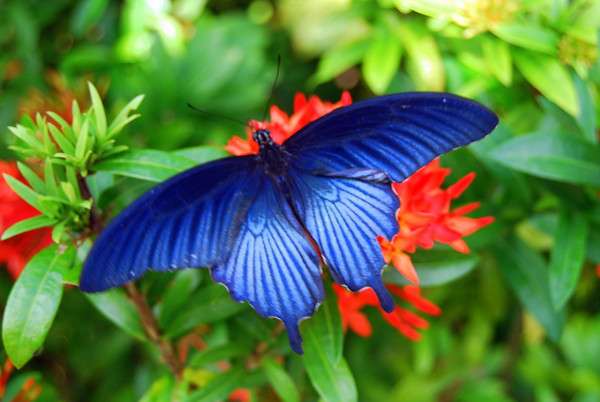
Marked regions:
[252,129,274,147]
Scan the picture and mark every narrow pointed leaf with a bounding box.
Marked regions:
[1,215,55,240]
[482,36,512,85]
[262,357,300,402]
[496,239,564,340]
[362,30,401,94]
[549,210,588,309]
[2,174,44,212]
[16,162,45,194]
[310,39,369,86]
[108,94,144,138]
[157,270,203,329]
[88,82,107,138]
[491,23,559,54]
[514,50,578,116]
[86,289,146,341]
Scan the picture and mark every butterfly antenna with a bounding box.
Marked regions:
[262,54,282,122]
[186,103,248,128]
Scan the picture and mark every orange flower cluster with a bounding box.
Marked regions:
[226,91,493,342]
[225,91,352,156]
[378,160,494,286]
[334,284,441,341]
[0,162,52,278]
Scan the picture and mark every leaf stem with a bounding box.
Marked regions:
[125,283,183,379]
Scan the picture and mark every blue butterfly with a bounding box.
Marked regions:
[80,92,498,353]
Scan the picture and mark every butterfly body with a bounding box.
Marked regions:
[253,129,291,176]
[80,92,499,353]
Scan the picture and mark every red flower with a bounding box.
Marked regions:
[226,91,494,342]
[0,162,52,278]
[228,388,251,402]
[225,92,352,156]
[383,160,494,283]
[333,284,441,341]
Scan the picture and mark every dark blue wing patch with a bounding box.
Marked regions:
[287,168,399,312]
[211,175,324,353]
[80,156,258,291]
[284,92,498,182]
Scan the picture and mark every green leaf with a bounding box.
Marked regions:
[188,343,250,368]
[301,296,357,402]
[48,123,75,155]
[71,0,109,36]
[75,119,90,161]
[8,125,43,152]
[573,73,597,143]
[491,23,559,54]
[482,36,512,86]
[384,250,479,286]
[107,94,144,138]
[173,146,228,164]
[94,149,196,182]
[310,39,369,86]
[16,162,45,194]
[2,174,43,212]
[88,82,107,138]
[2,245,75,368]
[514,50,579,116]
[549,210,588,309]
[362,29,401,94]
[1,215,55,240]
[397,20,444,91]
[495,239,564,340]
[86,289,146,341]
[262,357,300,402]
[486,131,600,186]
[185,367,245,402]
[157,270,203,329]
[164,284,246,339]
[139,376,176,402]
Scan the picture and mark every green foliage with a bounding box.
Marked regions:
[2,245,75,367]
[0,0,599,401]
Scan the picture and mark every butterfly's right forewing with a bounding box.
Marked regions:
[80,156,259,291]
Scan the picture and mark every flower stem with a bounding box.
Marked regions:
[125,282,183,379]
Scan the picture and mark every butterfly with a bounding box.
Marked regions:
[80,92,498,353]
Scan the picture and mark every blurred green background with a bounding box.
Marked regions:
[1,0,599,401]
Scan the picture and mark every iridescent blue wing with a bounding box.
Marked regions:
[80,156,324,353]
[282,93,497,311]
[212,175,323,353]
[284,92,498,182]
[286,168,398,311]
[80,156,259,291]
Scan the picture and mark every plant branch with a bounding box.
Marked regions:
[125,283,183,379]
